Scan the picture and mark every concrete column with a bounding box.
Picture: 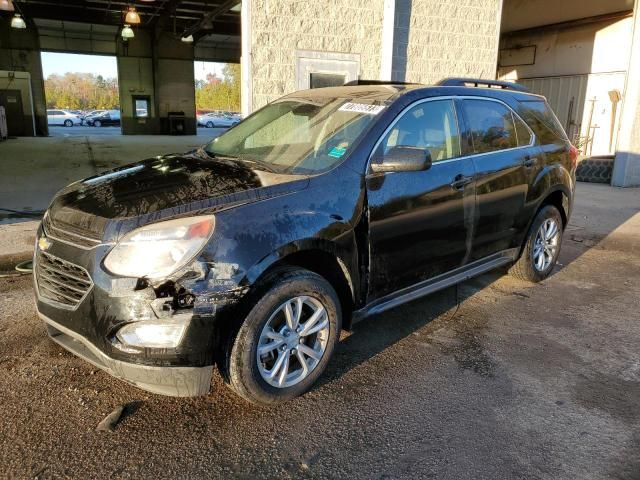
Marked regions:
[612,0,640,187]
[240,0,252,116]
[379,0,396,81]
[0,21,48,136]
[116,30,196,135]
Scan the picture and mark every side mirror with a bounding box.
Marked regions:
[370,146,432,173]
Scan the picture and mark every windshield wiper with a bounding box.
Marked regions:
[202,149,279,173]
[233,158,280,173]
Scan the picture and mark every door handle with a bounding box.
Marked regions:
[523,155,537,168]
[450,174,473,190]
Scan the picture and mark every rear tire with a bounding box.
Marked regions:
[93,120,102,127]
[64,120,73,127]
[206,121,214,128]
[224,268,341,405]
[510,205,563,282]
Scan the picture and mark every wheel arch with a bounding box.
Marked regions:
[539,187,570,229]
[245,241,356,329]
[518,184,571,256]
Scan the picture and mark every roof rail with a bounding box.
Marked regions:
[343,80,421,86]
[436,77,529,92]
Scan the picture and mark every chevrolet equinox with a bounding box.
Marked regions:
[34,78,577,405]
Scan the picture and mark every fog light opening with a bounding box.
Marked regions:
[115,320,188,349]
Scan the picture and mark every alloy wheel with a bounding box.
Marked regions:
[533,218,559,271]
[257,295,330,388]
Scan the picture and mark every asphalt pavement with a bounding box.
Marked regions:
[0,183,639,479]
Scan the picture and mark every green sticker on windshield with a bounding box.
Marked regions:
[328,146,347,158]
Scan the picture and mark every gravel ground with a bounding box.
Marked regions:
[0,183,639,479]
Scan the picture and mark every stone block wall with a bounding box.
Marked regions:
[249,0,386,109]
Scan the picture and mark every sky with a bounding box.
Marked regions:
[41,52,118,79]
[41,52,226,82]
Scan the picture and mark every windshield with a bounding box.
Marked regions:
[204,97,385,174]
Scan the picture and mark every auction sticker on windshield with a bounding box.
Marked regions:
[338,103,385,115]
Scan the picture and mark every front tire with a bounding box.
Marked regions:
[206,121,214,128]
[93,120,102,127]
[510,205,563,282]
[64,119,73,127]
[225,268,341,405]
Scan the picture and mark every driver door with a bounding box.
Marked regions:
[366,98,476,301]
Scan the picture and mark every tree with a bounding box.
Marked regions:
[195,63,240,112]
[44,72,119,110]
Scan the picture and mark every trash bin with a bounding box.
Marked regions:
[168,111,186,135]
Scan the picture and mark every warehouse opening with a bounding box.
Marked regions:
[41,52,121,136]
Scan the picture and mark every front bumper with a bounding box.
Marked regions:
[40,312,213,397]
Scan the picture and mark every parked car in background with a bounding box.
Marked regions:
[46,109,82,127]
[81,110,106,124]
[197,112,239,128]
[86,109,121,127]
[34,78,576,405]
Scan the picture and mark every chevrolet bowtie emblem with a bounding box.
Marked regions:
[38,236,52,251]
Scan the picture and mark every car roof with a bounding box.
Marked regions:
[282,82,545,105]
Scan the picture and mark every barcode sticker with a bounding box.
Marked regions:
[338,102,385,115]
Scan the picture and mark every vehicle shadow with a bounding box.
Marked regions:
[318,269,506,389]
[318,183,640,387]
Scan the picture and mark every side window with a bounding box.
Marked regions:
[462,100,517,153]
[513,114,532,146]
[517,100,568,145]
[377,99,461,162]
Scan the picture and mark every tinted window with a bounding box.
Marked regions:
[462,99,517,153]
[513,114,532,146]
[377,99,461,162]
[518,100,568,144]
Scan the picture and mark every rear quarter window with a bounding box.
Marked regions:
[517,100,568,145]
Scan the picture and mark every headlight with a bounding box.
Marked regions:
[115,320,187,349]
[104,215,214,279]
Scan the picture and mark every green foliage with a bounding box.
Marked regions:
[195,63,241,112]
[44,73,119,110]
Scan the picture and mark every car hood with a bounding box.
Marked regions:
[46,151,309,242]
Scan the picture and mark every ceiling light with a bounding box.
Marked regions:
[11,13,26,29]
[0,0,15,12]
[121,24,135,39]
[125,7,141,24]
[181,35,194,43]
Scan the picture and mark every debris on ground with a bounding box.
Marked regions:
[96,405,125,432]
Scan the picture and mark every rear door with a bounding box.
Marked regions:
[458,98,537,261]
[366,98,476,300]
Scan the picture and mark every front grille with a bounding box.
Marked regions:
[43,214,102,249]
[35,250,93,309]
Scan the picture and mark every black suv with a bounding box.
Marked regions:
[34,78,576,405]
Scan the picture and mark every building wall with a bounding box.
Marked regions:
[498,17,633,156]
[248,0,503,111]
[498,17,633,79]
[249,0,386,110]
[116,30,197,135]
[0,25,47,136]
[393,0,502,84]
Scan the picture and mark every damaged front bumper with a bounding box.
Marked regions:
[34,225,244,397]
[40,313,213,396]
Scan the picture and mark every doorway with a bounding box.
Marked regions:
[41,52,121,136]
